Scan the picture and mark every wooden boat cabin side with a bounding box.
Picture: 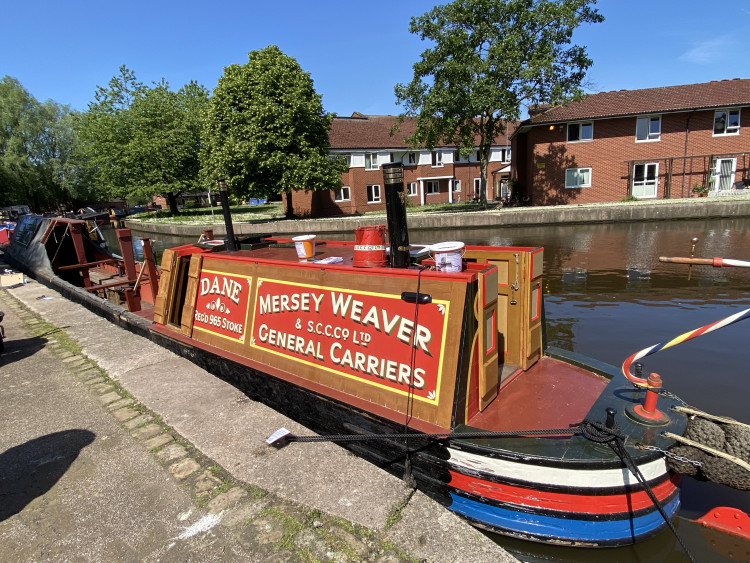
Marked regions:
[152,238,545,433]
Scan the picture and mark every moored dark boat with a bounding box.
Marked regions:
[149,226,688,547]
[5,214,160,313]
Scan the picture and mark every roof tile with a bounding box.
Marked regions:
[329,114,514,149]
[527,78,750,124]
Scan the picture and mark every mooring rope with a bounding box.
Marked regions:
[622,307,750,386]
[674,405,750,429]
[606,432,696,563]
[267,426,578,445]
[401,264,430,489]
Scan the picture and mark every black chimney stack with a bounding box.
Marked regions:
[217,178,237,252]
[381,162,410,268]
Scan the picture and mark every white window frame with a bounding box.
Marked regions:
[713,109,740,136]
[500,148,511,163]
[473,178,481,198]
[334,186,351,202]
[565,167,592,188]
[407,152,416,165]
[632,163,658,199]
[567,121,593,143]
[407,182,418,196]
[365,152,379,170]
[636,116,661,142]
[452,179,461,193]
[431,151,443,167]
[366,184,381,203]
[425,180,440,194]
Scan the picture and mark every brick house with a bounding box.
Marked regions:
[511,79,750,205]
[286,113,514,217]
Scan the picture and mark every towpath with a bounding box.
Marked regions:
[0,274,517,562]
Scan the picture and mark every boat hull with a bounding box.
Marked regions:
[150,323,682,547]
[446,443,680,546]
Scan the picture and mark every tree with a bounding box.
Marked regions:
[126,80,209,214]
[73,66,145,204]
[394,0,603,207]
[0,76,79,211]
[200,45,346,217]
[74,67,209,214]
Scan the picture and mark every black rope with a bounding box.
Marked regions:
[581,420,696,563]
[401,265,429,489]
[271,426,579,445]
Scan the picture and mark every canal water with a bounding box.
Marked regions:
[119,218,750,563]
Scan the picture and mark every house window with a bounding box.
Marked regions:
[366,184,381,203]
[714,109,740,136]
[453,179,461,193]
[500,148,511,163]
[567,121,593,142]
[407,182,417,196]
[407,152,416,165]
[431,151,443,167]
[365,153,379,170]
[425,180,440,194]
[565,167,591,188]
[334,186,351,202]
[636,116,661,142]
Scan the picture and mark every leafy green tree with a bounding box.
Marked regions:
[201,45,345,217]
[0,76,79,211]
[395,0,603,207]
[74,66,209,214]
[126,79,209,213]
[73,65,145,204]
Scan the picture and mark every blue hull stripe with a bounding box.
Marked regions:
[448,493,680,543]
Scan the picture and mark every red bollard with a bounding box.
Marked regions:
[628,372,670,426]
[640,373,662,415]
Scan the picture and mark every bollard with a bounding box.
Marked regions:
[627,372,670,426]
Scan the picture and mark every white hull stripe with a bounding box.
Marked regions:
[448,448,668,489]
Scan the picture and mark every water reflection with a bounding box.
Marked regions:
[122,217,750,563]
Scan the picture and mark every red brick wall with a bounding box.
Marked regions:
[515,109,750,205]
[285,160,508,217]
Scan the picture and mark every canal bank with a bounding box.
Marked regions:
[0,273,517,562]
[125,196,750,240]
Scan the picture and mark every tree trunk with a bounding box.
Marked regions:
[479,148,489,209]
[285,190,295,219]
[166,192,180,215]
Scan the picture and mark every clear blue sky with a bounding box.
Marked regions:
[3,0,749,116]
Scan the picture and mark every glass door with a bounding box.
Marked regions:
[712,158,737,192]
[632,163,658,198]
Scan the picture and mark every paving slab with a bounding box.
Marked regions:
[387,491,518,563]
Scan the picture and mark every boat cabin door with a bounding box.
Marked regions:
[465,247,545,408]
[153,248,195,330]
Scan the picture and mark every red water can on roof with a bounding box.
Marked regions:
[353,225,387,268]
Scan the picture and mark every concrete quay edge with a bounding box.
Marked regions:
[125,196,750,239]
[0,267,518,563]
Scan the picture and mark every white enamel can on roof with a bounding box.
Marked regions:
[431,241,465,272]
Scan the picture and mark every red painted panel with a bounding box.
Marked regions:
[192,270,253,343]
[449,470,679,514]
[249,278,450,404]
